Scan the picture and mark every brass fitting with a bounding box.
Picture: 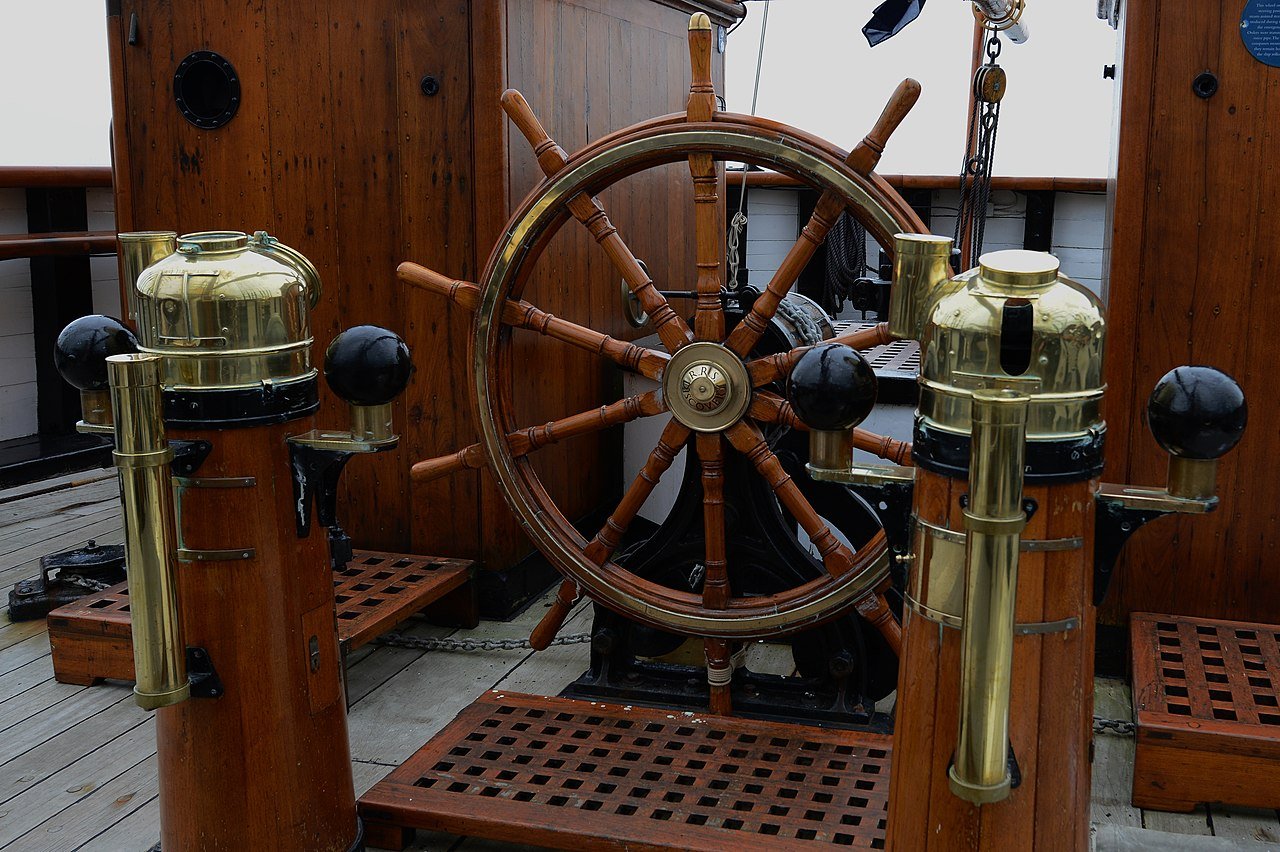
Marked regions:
[108,353,189,710]
[888,233,953,341]
[117,231,177,328]
[949,388,1030,804]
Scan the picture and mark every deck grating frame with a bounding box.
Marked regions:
[1131,612,1280,813]
[358,691,891,851]
[45,550,473,685]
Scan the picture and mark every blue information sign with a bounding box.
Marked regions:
[1242,0,1280,67]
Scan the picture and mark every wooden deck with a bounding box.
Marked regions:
[2,472,1279,850]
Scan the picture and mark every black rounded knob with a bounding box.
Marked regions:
[786,343,878,431]
[1147,366,1246,460]
[324,325,412,406]
[53,315,139,391]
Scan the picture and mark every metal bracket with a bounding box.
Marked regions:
[959,493,1038,523]
[1093,484,1216,605]
[186,646,223,699]
[169,439,212,477]
[848,479,916,567]
[288,444,354,538]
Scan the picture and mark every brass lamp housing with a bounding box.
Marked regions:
[891,239,1109,804]
[916,248,1107,441]
[133,230,321,392]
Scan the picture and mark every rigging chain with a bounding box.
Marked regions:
[954,32,1006,269]
[373,631,592,653]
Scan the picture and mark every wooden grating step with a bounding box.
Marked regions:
[46,550,473,686]
[358,691,891,851]
[1131,611,1280,813]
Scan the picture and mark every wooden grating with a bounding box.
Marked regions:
[1131,612,1280,812]
[358,691,891,851]
[47,550,472,686]
[331,551,472,649]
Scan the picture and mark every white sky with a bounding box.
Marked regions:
[0,0,1118,177]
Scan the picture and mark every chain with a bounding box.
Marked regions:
[372,631,593,653]
[954,32,1005,269]
[1092,716,1136,737]
[63,574,112,592]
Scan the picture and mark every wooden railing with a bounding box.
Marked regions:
[0,166,115,260]
[742,171,1107,193]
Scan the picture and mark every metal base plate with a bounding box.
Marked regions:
[358,691,892,850]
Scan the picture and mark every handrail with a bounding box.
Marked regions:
[741,170,1106,193]
[0,166,112,189]
[0,230,117,261]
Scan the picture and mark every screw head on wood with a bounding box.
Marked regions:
[420,75,440,97]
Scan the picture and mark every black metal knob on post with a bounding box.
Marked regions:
[786,343,878,470]
[1147,365,1246,499]
[324,325,412,441]
[53,315,139,430]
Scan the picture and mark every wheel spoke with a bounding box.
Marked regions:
[697,433,729,609]
[400,262,669,381]
[697,430,732,714]
[530,579,582,651]
[749,391,913,465]
[746,322,892,387]
[582,418,691,566]
[724,421,855,577]
[500,89,693,353]
[854,586,903,656]
[410,390,665,483]
[686,16,724,343]
[845,78,923,176]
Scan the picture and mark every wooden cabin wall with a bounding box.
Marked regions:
[107,1,733,580]
[1102,0,1278,625]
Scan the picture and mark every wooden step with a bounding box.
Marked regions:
[1131,612,1280,813]
[46,550,475,686]
[358,691,892,851]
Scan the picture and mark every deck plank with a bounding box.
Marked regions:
[0,694,149,808]
[1144,807,1213,836]
[0,683,130,766]
[0,634,51,676]
[13,753,158,852]
[1209,806,1280,843]
[0,656,55,704]
[1091,678,1144,829]
[71,796,160,852]
[0,619,51,653]
[0,678,85,732]
[0,518,124,592]
[0,719,154,847]
[346,594,560,766]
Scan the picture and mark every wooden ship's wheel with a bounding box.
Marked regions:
[405,14,929,712]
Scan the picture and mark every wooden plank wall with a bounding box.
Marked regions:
[1103,0,1278,624]
[108,0,729,573]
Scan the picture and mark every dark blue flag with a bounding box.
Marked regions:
[863,0,927,47]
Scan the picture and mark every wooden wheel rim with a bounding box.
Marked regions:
[474,116,922,638]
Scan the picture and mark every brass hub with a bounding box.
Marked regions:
[663,341,751,433]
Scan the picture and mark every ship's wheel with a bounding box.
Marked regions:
[405,14,929,712]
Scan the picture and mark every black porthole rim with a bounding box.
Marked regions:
[173,49,241,130]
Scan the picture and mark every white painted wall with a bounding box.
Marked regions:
[0,189,37,441]
[86,188,122,318]
[0,189,118,443]
[743,185,1108,298]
